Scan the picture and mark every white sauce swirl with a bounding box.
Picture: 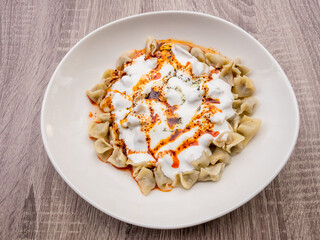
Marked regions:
[107,45,235,180]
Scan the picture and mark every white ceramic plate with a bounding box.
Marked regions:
[41,11,299,229]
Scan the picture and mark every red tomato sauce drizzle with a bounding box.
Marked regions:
[90,39,224,171]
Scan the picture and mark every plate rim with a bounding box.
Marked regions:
[41,10,300,229]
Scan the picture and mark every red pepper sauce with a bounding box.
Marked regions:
[89,39,224,170]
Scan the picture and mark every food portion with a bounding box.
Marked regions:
[86,38,261,195]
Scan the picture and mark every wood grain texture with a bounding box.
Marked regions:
[1,0,319,239]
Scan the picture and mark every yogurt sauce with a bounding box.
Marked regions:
[105,44,235,180]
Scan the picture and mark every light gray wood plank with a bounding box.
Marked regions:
[0,0,319,239]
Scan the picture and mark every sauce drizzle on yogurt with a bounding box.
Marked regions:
[102,40,235,180]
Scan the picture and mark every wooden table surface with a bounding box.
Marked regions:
[1,0,319,239]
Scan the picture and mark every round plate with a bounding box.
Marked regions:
[41,11,299,229]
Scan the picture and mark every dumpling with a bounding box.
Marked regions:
[232,76,255,98]
[102,69,114,79]
[108,146,127,168]
[146,37,158,56]
[190,47,205,62]
[88,122,109,139]
[132,165,143,178]
[108,125,119,145]
[176,44,190,52]
[102,69,113,79]
[210,147,231,165]
[219,59,249,84]
[191,151,211,170]
[205,53,230,68]
[126,159,155,177]
[233,58,250,76]
[94,138,113,162]
[211,133,227,148]
[219,61,234,86]
[98,113,112,123]
[236,64,250,76]
[101,69,114,86]
[99,97,112,113]
[198,163,225,182]
[210,122,233,148]
[116,49,136,69]
[135,167,156,195]
[231,63,241,76]
[237,115,261,148]
[233,97,258,115]
[240,97,258,115]
[212,132,245,153]
[228,113,242,131]
[154,164,173,191]
[173,171,199,189]
[86,83,107,104]
[224,132,245,153]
